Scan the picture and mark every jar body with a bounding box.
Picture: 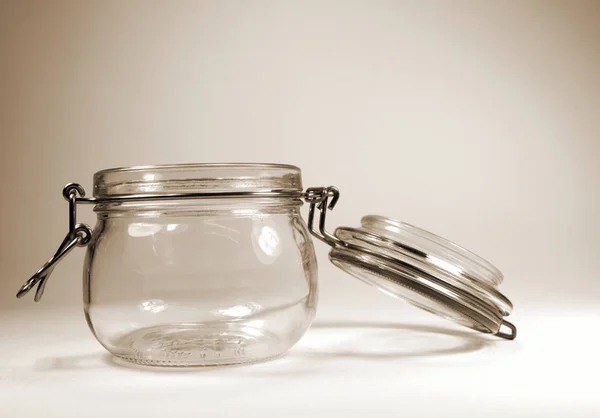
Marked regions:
[83,199,318,366]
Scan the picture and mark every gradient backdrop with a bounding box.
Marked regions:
[1,1,598,316]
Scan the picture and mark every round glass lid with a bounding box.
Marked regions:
[329,215,516,339]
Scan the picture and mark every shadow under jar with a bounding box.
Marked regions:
[83,164,317,366]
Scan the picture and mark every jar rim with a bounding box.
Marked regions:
[93,162,301,177]
[93,163,303,198]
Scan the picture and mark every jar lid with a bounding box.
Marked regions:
[305,188,516,340]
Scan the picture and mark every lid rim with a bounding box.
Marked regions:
[331,245,505,325]
[335,226,513,314]
[359,215,504,283]
[329,248,501,334]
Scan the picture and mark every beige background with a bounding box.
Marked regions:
[1,0,598,313]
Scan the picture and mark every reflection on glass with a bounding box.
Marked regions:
[139,299,167,313]
[258,226,280,256]
[128,222,162,237]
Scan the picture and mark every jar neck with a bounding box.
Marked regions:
[94,198,303,218]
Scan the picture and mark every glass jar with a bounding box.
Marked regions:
[87,164,319,366]
[18,163,517,367]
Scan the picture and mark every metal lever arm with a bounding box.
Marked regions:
[16,183,92,302]
[304,186,344,248]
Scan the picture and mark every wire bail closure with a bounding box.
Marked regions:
[15,181,517,341]
[16,183,92,302]
[16,183,322,301]
[304,186,345,248]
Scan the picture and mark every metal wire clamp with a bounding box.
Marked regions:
[304,186,345,248]
[16,183,310,301]
[16,184,92,301]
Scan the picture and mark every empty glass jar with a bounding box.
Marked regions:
[17,162,517,367]
[89,164,319,366]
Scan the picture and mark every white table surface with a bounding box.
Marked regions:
[1,296,598,418]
